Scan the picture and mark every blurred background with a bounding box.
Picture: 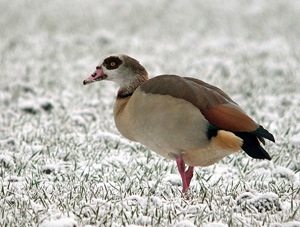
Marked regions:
[1,0,300,138]
[1,0,300,88]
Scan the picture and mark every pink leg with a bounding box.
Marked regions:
[176,156,188,193]
[176,156,194,193]
[185,166,194,188]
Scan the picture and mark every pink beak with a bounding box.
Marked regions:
[83,66,107,85]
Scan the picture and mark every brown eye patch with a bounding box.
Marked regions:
[103,56,123,70]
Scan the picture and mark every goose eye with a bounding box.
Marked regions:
[103,56,123,70]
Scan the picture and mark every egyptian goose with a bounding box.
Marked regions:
[83,54,275,193]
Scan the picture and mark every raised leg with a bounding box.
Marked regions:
[176,156,194,193]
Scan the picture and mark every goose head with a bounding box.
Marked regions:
[83,55,148,96]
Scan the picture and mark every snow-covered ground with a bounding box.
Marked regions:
[1,0,300,226]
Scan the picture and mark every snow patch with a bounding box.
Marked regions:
[101,156,127,167]
[0,154,14,168]
[237,192,282,213]
[149,196,164,207]
[202,223,227,227]
[18,99,40,114]
[42,163,57,174]
[175,220,195,227]
[135,215,151,225]
[38,97,54,111]
[93,131,134,148]
[71,115,86,126]
[186,204,208,215]
[40,217,77,227]
[270,221,300,227]
[272,166,297,181]
[0,137,17,147]
[125,195,146,206]
[163,174,182,186]
[291,134,300,146]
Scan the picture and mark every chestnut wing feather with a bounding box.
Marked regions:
[140,75,258,132]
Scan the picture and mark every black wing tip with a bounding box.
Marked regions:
[265,154,272,160]
[259,147,272,160]
[244,145,272,160]
[234,132,272,160]
[255,125,275,143]
[244,147,272,160]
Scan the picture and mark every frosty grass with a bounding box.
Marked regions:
[0,0,300,226]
